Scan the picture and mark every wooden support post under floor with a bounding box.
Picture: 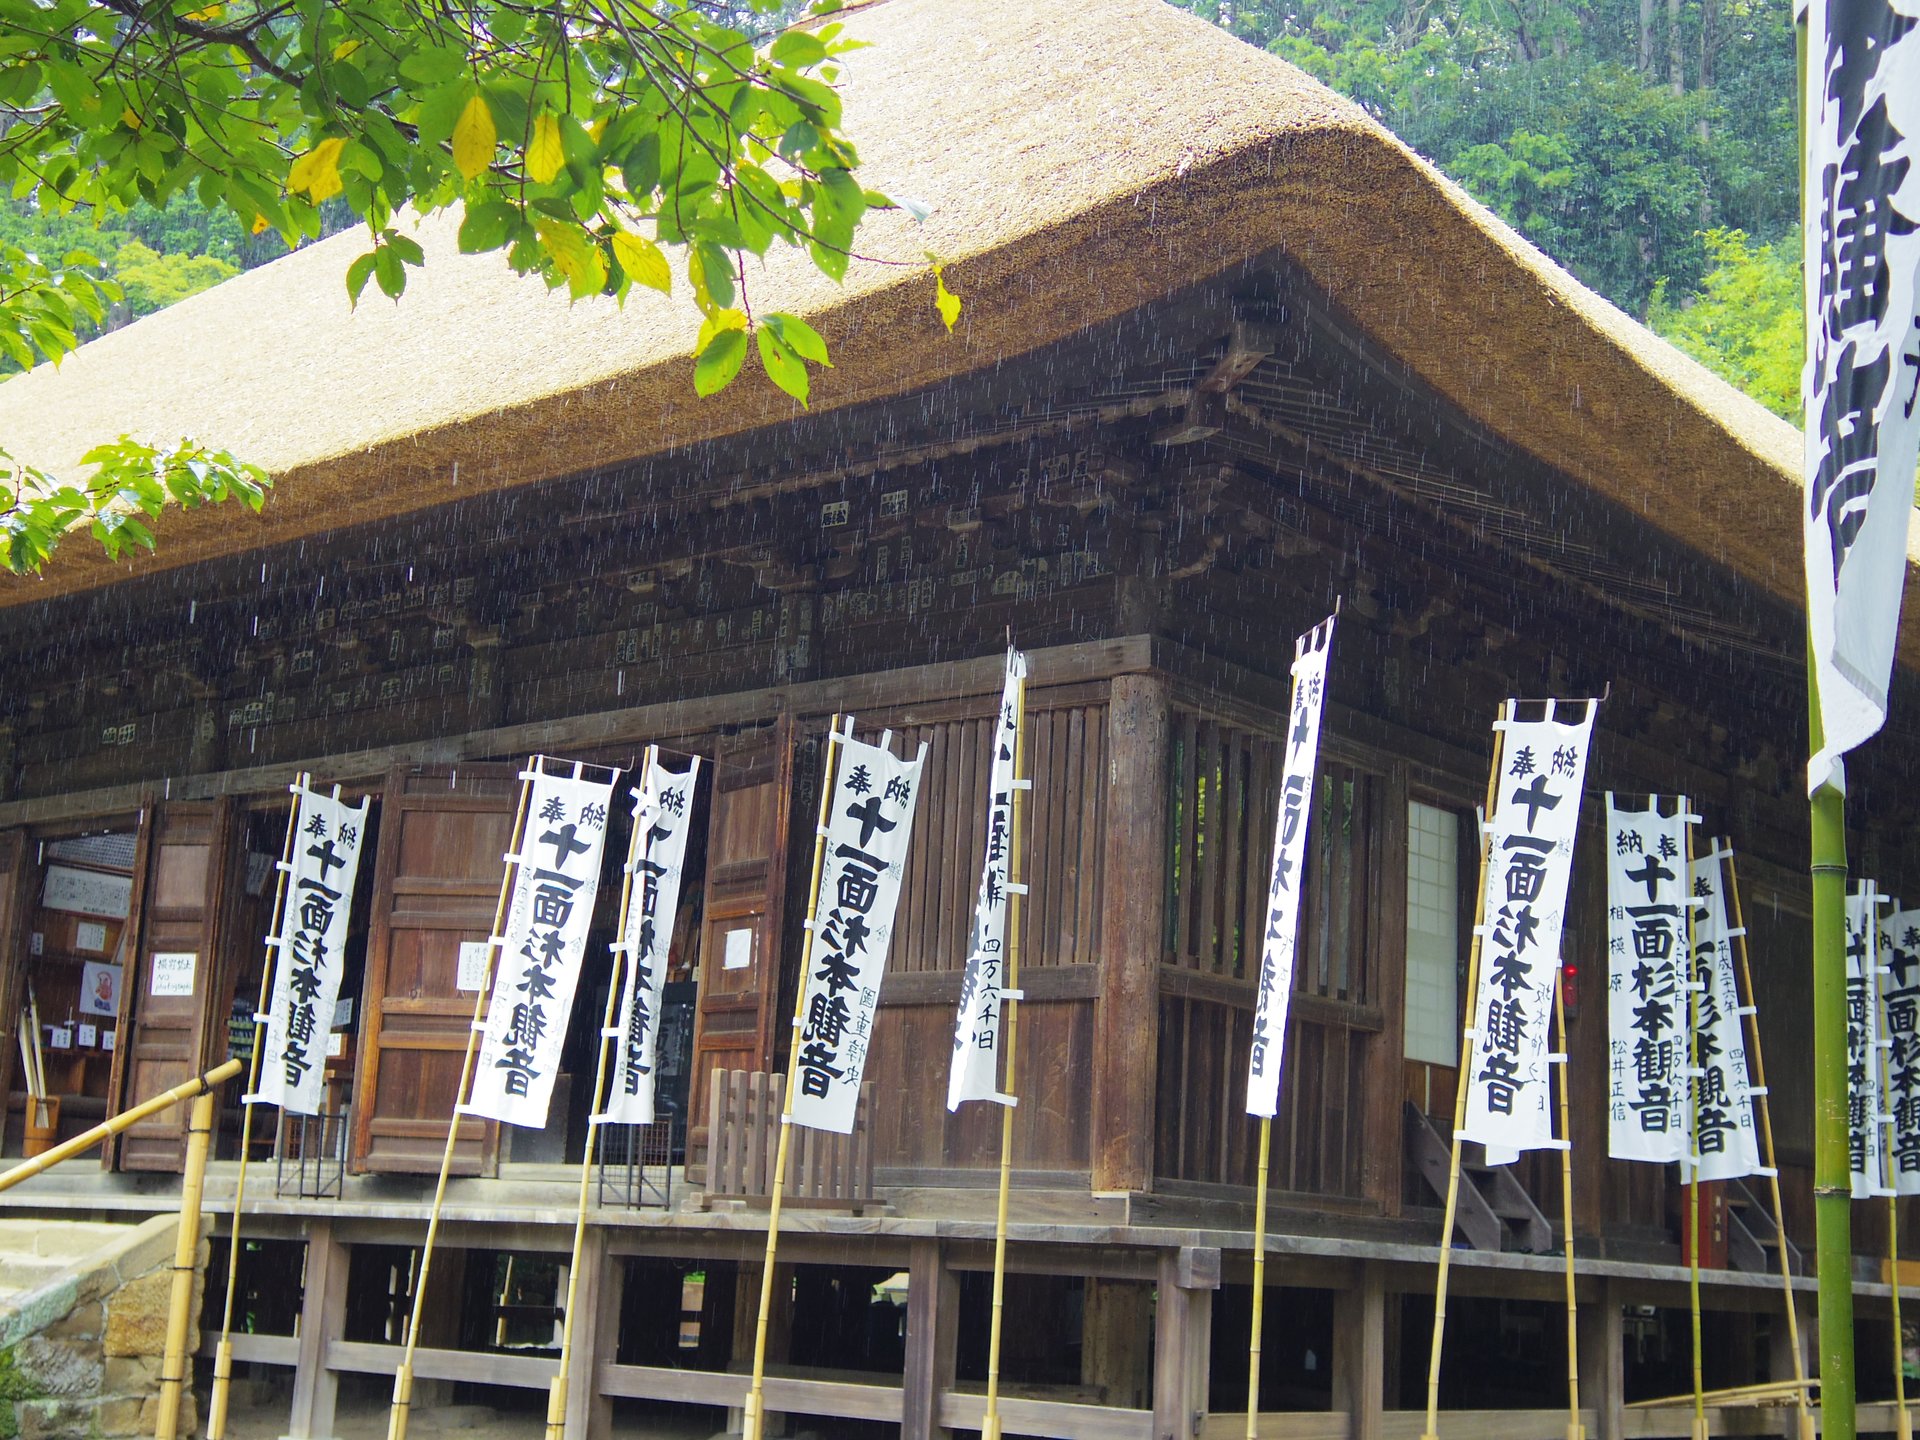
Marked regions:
[566,1227,619,1440]
[1579,1278,1626,1440]
[902,1238,958,1440]
[1155,1246,1219,1440]
[283,1220,347,1440]
[1333,1261,1387,1440]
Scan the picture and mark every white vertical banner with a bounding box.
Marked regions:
[466,760,619,1128]
[1848,882,1895,1198]
[1879,903,1920,1194]
[1802,0,1920,794]
[1603,795,1690,1163]
[948,649,1028,1112]
[597,754,701,1127]
[249,782,370,1115]
[1247,613,1336,1120]
[1460,699,1598,1154]
[1688,845,1763,1183]
[791,727,927,1135]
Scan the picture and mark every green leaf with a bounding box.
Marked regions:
[345,251,378,306]
[400,46,466,88]
[757,326,809,406]
[764,313,830,367]
[458,200,517,252]
[693,328,748,396]
[771,31,829,67]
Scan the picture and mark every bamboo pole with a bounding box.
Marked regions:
[743,716,847,1440]
[154,1089,216,1440]
[1685,816,1708,1440]
[1554,968,1583,1440]
[387,766,535,1440]
[207,774,307,1440]
[1246,1115,1272,1440]
[0,1057,244,1193]
[544,746,657,1440]
[1420,707,1508,1440]
[1723,850,1815,1440]
[982,672,1031,1440]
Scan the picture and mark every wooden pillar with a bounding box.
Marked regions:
[564,1228,620,1440]
[1153,1246,1218,1440]
[1362,767,1409,1215]
[902,1239,957,1440]
[1332,1263,1386,1440]
[1578,1278,1625,1440]
[1094,671,1169,1194]
[1083,1278,1154,1410]
[283,1221,347,1440]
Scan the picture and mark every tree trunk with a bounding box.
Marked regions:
[1668,0,1685,96]
[1639,0,1655,72]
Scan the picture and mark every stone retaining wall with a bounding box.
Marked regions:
[0,1214,206,1439]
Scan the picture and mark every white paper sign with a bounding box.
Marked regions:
[43,864,133,919]
[949,649,1028,1112]
[1882,905,1920,1195]
[597,754,701,1127]
[1849,883,1895,1199]
[326,1031,346,1059]
[1688,846,1762,1182]
[74,922,108,954]
[791,728,926,1135]
[47,1026,71,1051]
[1802,0,1920,794]
[1604,796,1690,1163]
[250,784,371,1115]
[149,951,197,997]
[79,961,122,1017]
[468,761,619,1128]
[457,941,489,992]
[1461,699,1598,1155]
[77,1024,97,1049]
[723,928,753,970]
[103,1029,115,1053]
[1247,616,1336,1119]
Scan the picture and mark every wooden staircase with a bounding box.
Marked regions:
[1405,1102,1553,1252]
[1725,1175,1803,1274]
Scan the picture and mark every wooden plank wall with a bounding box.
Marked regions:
[1154,711,1387,1199]
[856,685,1107,1179]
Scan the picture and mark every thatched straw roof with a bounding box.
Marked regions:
[0,0,1908,661]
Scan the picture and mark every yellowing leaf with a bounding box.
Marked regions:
[612,230,671,293]
[696,308,748,354]
[332,38,363,59]
[933,265,962,332]
[288,136,348,203]
[526,112,565,185]
[251,213,271,235]
[119,106,142,131]
[185,3,223,19]
[533,217,606,298]
[451,93,496,181]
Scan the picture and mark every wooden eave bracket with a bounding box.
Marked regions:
[1153,320,1281,446]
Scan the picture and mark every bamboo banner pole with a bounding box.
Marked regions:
[1421,707,1508,1440]
[206,773,307,1440]
[982,672,1031,1440]
[544,746,656,1440]
[387,766,535,1440]
[1246,1114,1272,1440]
[1554,969,1582,1440]
[0,1057,244,1193]
[1723,852,1815,1440]
[1798,0,1856,1424]
[743,716,847,1440]
[1685,820,1707,1440]
[154,1089,216,1440]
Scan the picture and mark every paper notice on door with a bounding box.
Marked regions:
[149,952,196,997]
[723,927,753,970]
[457,941,490,992]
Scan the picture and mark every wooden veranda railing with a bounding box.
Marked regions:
[701,1069,876,1212]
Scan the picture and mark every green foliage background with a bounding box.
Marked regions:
[1175,0,1801,419]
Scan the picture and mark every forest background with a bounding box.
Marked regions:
[2,0,1800,421]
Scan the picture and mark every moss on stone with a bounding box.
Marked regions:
[0,1343,46,1440]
